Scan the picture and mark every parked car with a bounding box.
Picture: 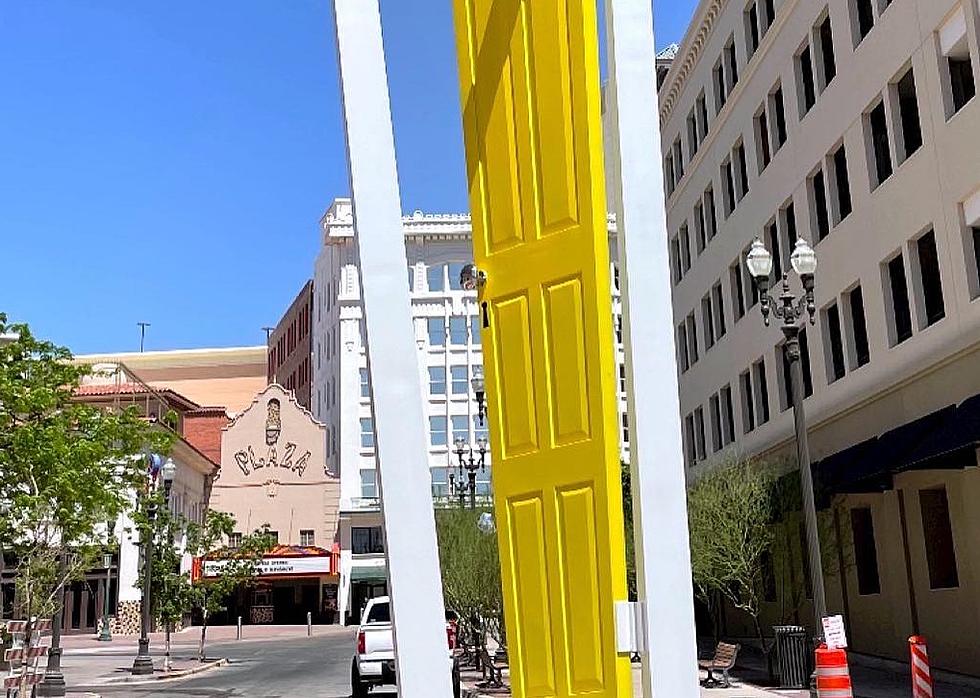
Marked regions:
[351,596,460,697]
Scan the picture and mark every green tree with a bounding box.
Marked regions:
[621,460,637,601]
[687,456,776,654]
[0,313,171,677]
[435,507,505,654]
[184,510,273,661]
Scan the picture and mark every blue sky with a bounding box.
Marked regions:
[0,1,697,354]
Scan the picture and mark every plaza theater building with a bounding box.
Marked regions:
[206,384,341,624]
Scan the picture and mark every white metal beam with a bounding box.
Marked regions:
[331,2,453,696]
[603,1,701,696]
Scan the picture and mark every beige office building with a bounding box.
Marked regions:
[656,0,980,673]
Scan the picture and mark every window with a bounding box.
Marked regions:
[742,245,760,309]
[619,363,627,393]
[722,158,736,217]
[685,414,697,466]
[919,488,959,589]
[852,0,875,43]
[702,294,716,350]
[709,394,723,452]
[800,328,814,398]
[824,302,847,382]
[782,200,799,256]
[755,105,772,172]
[938,7,976,118]
[352,526,385,554]
[360,417,375,449]
[267,530,279,545]
[449,316,468,345]
[228,532,243,549]
[798,44,817,116]
[846,285,871,368]
[818,15,837,86]
[448,262,465,291]
[687,109,698,158]
[914,230,946,326]
[408,265,415,291]
[673,138,685,182]
[730,260,746,321]
[740,370,756,433]
[850,507,881,595]
[427,264,445,292]
[867,101,893,187]
[704,186,718,240]
[686,312,699,364]
[429,366,446,395]
[471,316,482,345]
[359,368,370,398]
[780,332,813,408]
[429,416,448,447]
[969,220,980,299]
[895,67,923,159]
[721,385,736,445]
[359,470,377,500]
[431,467,449,498]
[473,415,489,442]
[734,142,750,202]
[679,224,692,273]
[770,86,788,153]
[451,415,468,443]
[300,529,315,546]
[745,2,761,57]
[694,407,707,461]
[427,318,445,346]
[810,168,830,241]
[694,202,707,253]
[831,144,852,222]
[885,254,913,344]
[766,219,782,280]
[665,155,676,196]
[450,365,468,395]
[615,314,623,343]
[754,358,771,424]
[670,237,682,284]
[714,58,728,113]
[697,91,709,142]
[622,412,630,444]
[725,36,739,90]
[677,323,690,372]
[712,282,727,339]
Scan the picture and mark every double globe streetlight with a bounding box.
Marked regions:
[746,237,828,640]
[131,457,177,676]
[452,436,488,509]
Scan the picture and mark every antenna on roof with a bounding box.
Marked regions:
[137,322,151,353]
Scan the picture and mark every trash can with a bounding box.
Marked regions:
[773,625,811,688]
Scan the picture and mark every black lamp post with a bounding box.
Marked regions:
[746,237,828,637]
[131,457,176,675]
[453,437,488,509]
[37,551,69,697]
[471,366,487,427]
[98,520,114,642]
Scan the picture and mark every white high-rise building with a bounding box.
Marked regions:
[312,198,627,622]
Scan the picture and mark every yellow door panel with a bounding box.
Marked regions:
[451,0,631,696]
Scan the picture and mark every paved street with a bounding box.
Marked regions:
[67,628,379,698]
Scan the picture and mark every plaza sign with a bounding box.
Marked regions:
[203,555,333,578]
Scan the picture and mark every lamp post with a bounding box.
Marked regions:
[98,520,114,642]
[746,238,827,637]
[37,550,68,697]
[470,366,486,427]
[453,437,488,509]
[161,459,177,673]
[131,457,176,675]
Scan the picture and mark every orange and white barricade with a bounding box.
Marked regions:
[815,643,853,698]
[909,636,934,698]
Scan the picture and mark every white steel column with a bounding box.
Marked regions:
[331,2,453,696]
[603,1,701,696]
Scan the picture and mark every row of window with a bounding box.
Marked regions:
[359,414,488,450]
[409,262,468,294]
[358,466,492,502]
[426,316,482,347]
[667,3,978,286]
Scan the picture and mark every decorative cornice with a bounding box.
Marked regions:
[222,383,326,433]
[659,0,726,125]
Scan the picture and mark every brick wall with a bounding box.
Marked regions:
[183,409,229,465]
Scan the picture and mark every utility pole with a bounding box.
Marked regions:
[137,322,151,353]
[262,326,275,345]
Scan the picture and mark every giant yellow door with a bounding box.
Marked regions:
[451,2,631,696]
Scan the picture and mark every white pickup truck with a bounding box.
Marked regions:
[351,596,461,697]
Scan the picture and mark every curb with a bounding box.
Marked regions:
[100,657,229,685]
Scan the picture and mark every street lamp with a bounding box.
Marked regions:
[471,365,487,427]
[453,437,488,509]
[98,520,115,642]
[746,238,827,638]
[131,457,177,675]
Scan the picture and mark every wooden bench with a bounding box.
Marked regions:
[479,647,505,689]
[698,642,740,688]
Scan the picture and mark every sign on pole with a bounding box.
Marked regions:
[603,0,701,695]
[332,2,453,696]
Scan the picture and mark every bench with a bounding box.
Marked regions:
[479,647,505,689]
[698,642,740,688]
